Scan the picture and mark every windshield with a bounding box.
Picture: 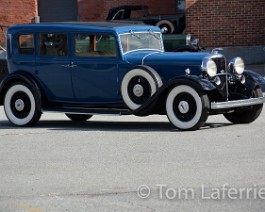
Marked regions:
[120,31,164,54]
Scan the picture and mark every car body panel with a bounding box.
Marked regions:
[1,22,265,129]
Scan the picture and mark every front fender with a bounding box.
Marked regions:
[134,75,216,116]
[244,69,265,92]
[168,75,216,91]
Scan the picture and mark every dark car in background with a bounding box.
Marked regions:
[106,5,202,52]
[106,5,185,34]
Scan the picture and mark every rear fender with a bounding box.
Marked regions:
[0,72,43,105]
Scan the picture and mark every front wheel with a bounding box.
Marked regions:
[166,85,209,131]
[4,83,42,126]
[224,87,263,124]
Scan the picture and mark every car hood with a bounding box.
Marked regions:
[123,51,210,66]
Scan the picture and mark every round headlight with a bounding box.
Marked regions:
[229,57,245,75]
[204,60,217,78]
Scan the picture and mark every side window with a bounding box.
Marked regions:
[130,9,146,18]
[74,34,117,57]
[38,33,68,56]
[113,10,125,20]
[18,34,34,55]
[177,0,186,12]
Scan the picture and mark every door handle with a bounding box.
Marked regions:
[61,64,70,68]
[61,63,77,68]
[69,62,77,68]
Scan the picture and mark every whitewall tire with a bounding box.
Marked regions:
[166,85,209,130]
[4,83,41,126]
[121,67,162,110]
[156,20,175,34]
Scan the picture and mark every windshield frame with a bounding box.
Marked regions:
[118,30,164,55]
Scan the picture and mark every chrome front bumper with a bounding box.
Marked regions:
[211,95,265,110]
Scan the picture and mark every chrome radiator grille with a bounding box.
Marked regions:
[211,56,226,73]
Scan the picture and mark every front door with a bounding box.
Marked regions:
[71,33,120,104]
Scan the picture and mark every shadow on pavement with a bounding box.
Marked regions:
[0,119,233,132]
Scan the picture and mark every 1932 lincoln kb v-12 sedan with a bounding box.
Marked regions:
[0,22,265,130]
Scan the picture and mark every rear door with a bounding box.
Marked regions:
[9,33,35,74]
[35,32,74,102]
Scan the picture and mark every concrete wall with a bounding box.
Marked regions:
[207,46,265,65]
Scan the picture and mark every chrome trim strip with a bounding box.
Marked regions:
[211,96,265,110]
[141,51,162,65]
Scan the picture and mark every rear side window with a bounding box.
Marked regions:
[18,34,34,55]
[38,33,68,56]
[74,34,117,57]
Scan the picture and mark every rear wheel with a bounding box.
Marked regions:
[166,85,209,130]
[224,87,263,124]
[156,20,175,34]
[4,83,42,126]
[65,114,93,121]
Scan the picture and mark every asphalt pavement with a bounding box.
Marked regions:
[0,107,265,212]
[0,50,265,212]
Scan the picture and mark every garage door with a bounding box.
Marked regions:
[38,0,78,22]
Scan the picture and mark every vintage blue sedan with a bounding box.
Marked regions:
[0,22,265,130]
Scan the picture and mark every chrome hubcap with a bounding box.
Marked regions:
[178,101,189,114]
[15,99,25,111]
[133,84,144,97]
